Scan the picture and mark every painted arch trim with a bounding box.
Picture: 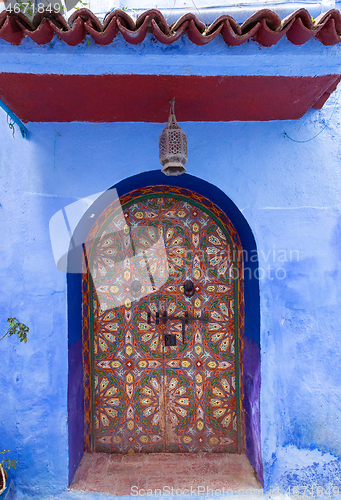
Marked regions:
[67,172,262,486]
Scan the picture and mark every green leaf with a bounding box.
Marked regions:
[209,300,219,310]
[2,318,29,343]
[179,417,189,428]
[109,376,119,386]
[210,376,219,386]
[177,343,187,353]
[183,237,191,250]
[165,350,176,359]
[209,343,219,354]
[178,375,188,386]
[140,375,150,385]
[108,343,117,353]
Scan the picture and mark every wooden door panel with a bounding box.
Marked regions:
[91,195,241,453]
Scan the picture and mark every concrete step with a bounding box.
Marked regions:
[70,452,261,496]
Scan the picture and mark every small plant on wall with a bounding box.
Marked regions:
[0,318,28,343]
[0,451,16,496]
[0,318,29,496]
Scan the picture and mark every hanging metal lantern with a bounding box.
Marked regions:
[159,98,188,176]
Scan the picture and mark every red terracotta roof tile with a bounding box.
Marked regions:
[0,7,341,46]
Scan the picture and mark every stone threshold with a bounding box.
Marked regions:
[70,452,261,496]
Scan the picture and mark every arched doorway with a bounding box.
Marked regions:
[82,186,245,454]
[68,172,262,486]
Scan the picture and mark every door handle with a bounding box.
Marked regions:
[146,310,209,346]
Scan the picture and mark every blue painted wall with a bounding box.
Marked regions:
[1,31,341,498]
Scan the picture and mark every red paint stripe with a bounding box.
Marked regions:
[0,73,338,122]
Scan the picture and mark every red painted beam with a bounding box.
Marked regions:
[311,75,341,109]
[0,73,338,122]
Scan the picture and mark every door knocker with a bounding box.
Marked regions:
[183,279,195,297]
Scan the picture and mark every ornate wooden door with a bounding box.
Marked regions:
[84,187,243,454]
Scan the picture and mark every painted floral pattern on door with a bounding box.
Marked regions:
[85,189,244,453]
